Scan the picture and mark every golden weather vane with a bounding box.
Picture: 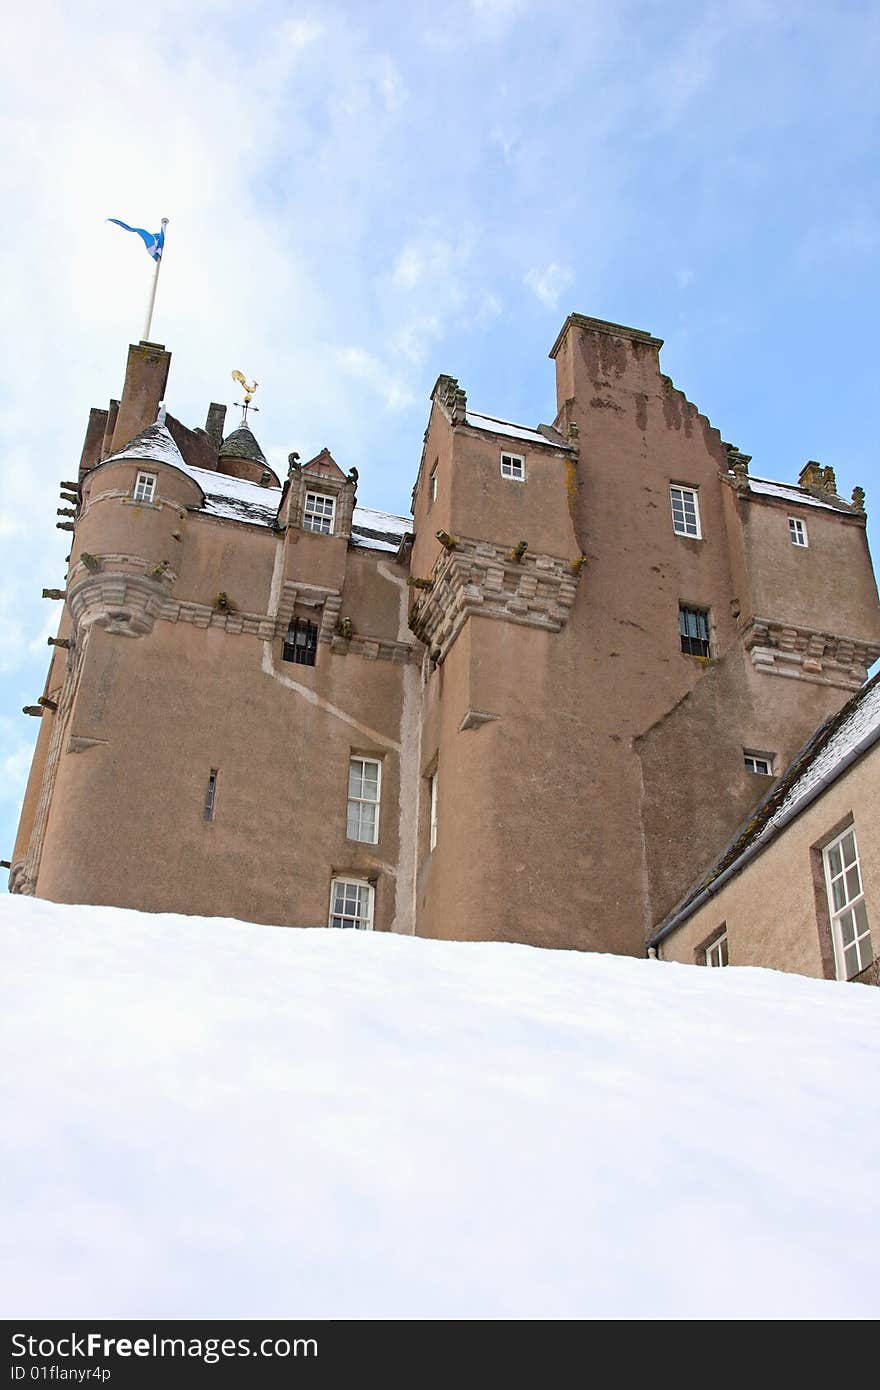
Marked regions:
[231,370,259,424]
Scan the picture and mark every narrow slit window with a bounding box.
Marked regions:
[428,465,438,505]
[429,770,439,851]
[204,768,218,823]
[744,750,774,776]
[500,453,525,481]
[679,605,711,658]
[329,878,374,930]
[823,827,873,980]
[303,492,336,535]
[670,485,701,538]
[789,517,808,547]
[347,757,381,844]
[282,617,318,666]
[133,472,157,504]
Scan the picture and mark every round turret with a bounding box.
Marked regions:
[218,424,279,486]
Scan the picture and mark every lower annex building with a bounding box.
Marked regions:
[9,313,880,973]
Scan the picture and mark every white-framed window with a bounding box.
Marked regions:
[329,878,374,930]
[705,932,729,967]
[789,517,808,547]
[429,770,439,851]
[133,471,157,504]
[500,452,525,481]
[670,484,701,538]
[347,756,381,844]
[428,466,438,505]
[303,492,336,535]
[823,826,873,981]
[744,750,774,776]
[679,605,711,658]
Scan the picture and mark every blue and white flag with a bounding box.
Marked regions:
[107,218,165,262]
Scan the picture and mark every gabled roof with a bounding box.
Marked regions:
[219,423,268,468]
[650,671,880,946]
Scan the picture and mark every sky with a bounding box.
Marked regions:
[1,0,879,868]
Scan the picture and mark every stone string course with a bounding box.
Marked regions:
[65,557,419,662]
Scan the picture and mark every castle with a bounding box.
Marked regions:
[9,313,880,958]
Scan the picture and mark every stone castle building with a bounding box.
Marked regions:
[9,314,880,961]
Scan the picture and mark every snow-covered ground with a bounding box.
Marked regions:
[2,896,878,1320]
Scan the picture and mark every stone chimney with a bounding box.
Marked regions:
[798,460,826,491]
[205,402,227,450]
[110,341,171,453]
[78,407,108,478]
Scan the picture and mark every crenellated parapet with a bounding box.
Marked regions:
[742,616,880,691]
[408,535,582,662]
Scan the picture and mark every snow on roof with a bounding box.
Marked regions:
[653,672,880,940]
[465,411,568,449]
[4,895,878,1318]
[103,422,194,477]
[758,674,880,836]
[187,466,280,526]
[746,477,847,512]
[350,505,411,553]
[353,506,410,536]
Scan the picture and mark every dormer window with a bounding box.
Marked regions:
[282,617,317,666]
[133,472,157,504]
[500,453,525,481]
[303,492,336,535]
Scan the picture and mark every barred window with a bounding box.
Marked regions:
[347,757,381,844]
[670,485,701,538]
[303,492,336,535]
[679,605,711,658]
[282,617,317,666]
[133,472,157,504]
[329,878,374,930]
[203,768,218,823]
[823,827,873,980]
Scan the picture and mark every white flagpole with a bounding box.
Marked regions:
[142,218,169,342]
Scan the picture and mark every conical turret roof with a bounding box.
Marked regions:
[219,422,268,467]
[103,421,187,471]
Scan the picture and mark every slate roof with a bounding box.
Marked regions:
[650,670,880,945]
[98,422,410,552]
[218,424,268,468]
[465,411,570,449]
[746,476,855,513]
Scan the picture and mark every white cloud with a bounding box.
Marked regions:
[524,262,574,309]
[337,348,415,412]
[1,744,34,802]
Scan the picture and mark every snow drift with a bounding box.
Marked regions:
[2,896,878,1319]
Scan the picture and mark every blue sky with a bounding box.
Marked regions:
[2,0,879,872]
